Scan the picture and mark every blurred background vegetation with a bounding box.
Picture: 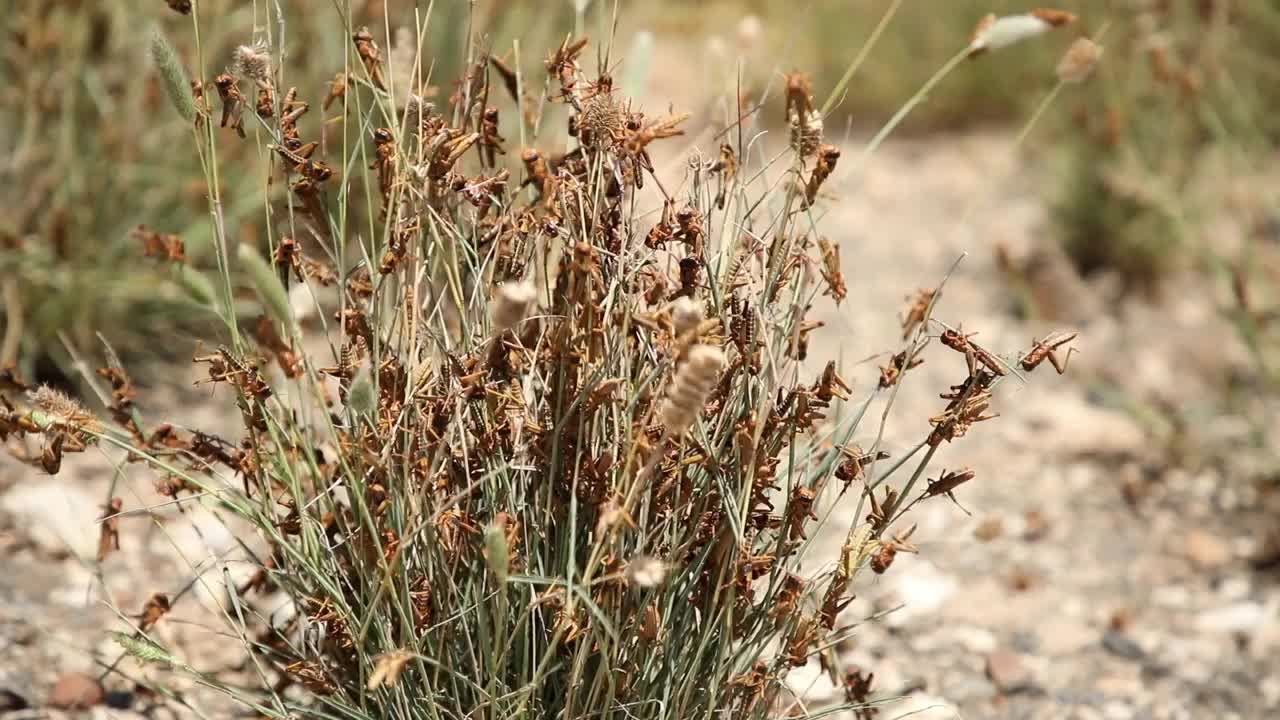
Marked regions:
[2,0,1279,402]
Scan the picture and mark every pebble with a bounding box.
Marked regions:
[1056,689,1105,706]
[973,516,1003,542]
[49,671,105,710]
[0,684,29,712]
[0,480,100,558]
[1023,510,1051,542]
[1038,618,1094,655]
[1217,576,1251,602]
[1102,630,1146,661]
[782,662,840,704]
[880,693,960,720]
[1025,400,1145,456]
[1104,700,1135,720]
[1095,667,1145,697]
[943,625,997,654]
[882,558,957,627]
[1185,529,1232,570]
[1196,601,1273,633]
[985,648,1036,693]
[1261,676,1280,708]
[1151,585,1191,609]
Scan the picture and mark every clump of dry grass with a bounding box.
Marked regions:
[1047,0,1280,295]
[1,4,1081,718]
[0,0,562,384]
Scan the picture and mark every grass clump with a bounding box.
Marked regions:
[2,3,1080,718]
[0,0,562,382]
[1050,0,1280,294]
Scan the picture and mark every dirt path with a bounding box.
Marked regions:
[1,132,1277,719]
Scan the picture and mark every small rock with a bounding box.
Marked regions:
[973,516,1003,542]
[881,693,959,720]
[1023,510,1050,542]
[0,686,30,712]
[1196,601,1272,633]
[49,671,105,710]
[0,480,100,557]
[782,662,840,705]
[1011,630,1039,654]
[1039,618,1093,655]
[1185,529,1232,570]
[882,558,957,627]
[1217,576,1251,602]
[1102,629,1146,661]
[1026,397,1145,456]
[1103,700,1134,720]
[944,625,998,654]
[985,648,1036,693]
[1095,667,1144,697]
[1262,676,1280,708]
[1152,585,1191,609]
[1056,689,1105,706]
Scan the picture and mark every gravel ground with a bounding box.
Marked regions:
[2,132,1277,719]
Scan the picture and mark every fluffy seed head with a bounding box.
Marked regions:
[150,27,196,122]
[232,42,272,83]
[626,556,669,588]
[1056,37,1103,84]
[492,281,537,333]
[239,244,294,333]
[969,9,1077,55]
[661,345,725,436]
[789,109,824,158]
[30,386,100,433]
[671,297,703,338]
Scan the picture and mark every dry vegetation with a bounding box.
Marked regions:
[0,2,1100,718]
[3,0,1280,718]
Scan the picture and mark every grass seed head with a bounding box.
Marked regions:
[232,42,272,84]
[491,280,537,333]
[969,9,1077,56]
[30,386,100,434]
[626,556,668,588]
[484,517,511,584]
[1057,36,1103,84]
[239,244,294,332]
[661,344,726,436]
[671,296,704,338]
[150,27,197,122]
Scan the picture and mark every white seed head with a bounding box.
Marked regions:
[661,345,726,435]
[1056,37,1103,84]
[626,555,668,588]
[492,281,537,333]
[232,42,271,82]
[790,109,824,158]
[969,10,1075,54]
[671,296,704,338]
